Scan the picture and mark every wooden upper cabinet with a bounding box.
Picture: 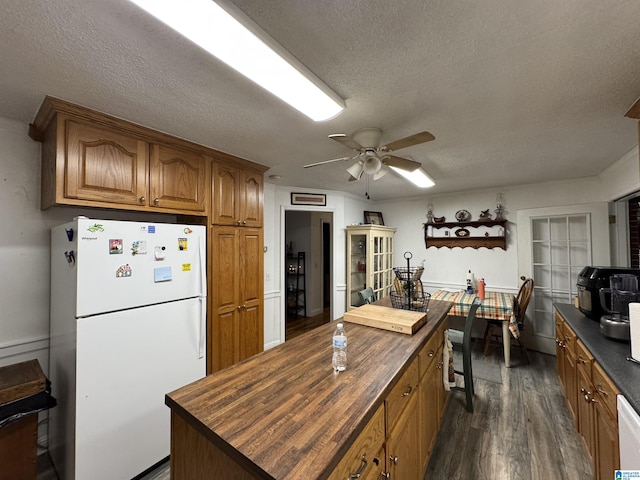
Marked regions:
[212,163,263,227]
[149,144,208,212]
[65,120,148,206]
[29,96,251,216]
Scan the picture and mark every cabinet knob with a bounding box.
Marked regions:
[402,385,413,397]
[428,349,435,357]
[237,220,242,225]
[389,455,398,465]
[154,198,159,205]
[242,220,247,225]
[237,305,242,310]
[139,196,145,203]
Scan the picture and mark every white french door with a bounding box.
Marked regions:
[517,203,610,354]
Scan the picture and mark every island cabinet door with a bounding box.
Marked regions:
[386,393,421,480]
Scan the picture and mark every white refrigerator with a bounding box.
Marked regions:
[49,217,207,480]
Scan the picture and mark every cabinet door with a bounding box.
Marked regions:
[240,170,263,227]
[66,120,148,205]
[210,226,240,372]
[387,394,421,480]
[238,229,264,361]
[419,354,439,472]
[212,163,240,225]
[149,144,208,212]
[594,399,619,480]
[576,340,595,460]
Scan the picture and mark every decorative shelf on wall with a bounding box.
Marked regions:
[424,220,507,250]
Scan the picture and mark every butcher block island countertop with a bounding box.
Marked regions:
[165,298,453,480]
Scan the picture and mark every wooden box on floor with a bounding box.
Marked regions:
[0,360,46,480]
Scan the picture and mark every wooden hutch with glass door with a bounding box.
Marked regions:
[346,225,396,310]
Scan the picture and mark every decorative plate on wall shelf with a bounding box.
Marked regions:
[455,209,471,222]
[455,228,470,237]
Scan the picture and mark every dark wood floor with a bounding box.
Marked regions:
[425,341,593,479]
[38,324,591,480]
[285,308,331,340]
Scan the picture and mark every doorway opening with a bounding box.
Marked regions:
[284,210,333,340]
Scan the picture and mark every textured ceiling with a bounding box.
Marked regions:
[1,0,639,200]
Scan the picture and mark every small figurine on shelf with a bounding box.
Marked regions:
[425,203,435,224]
[479,209,492,221]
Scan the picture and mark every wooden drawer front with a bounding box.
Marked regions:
[328,404,385,480]
[575,339,594,379]
[592,361,619,420]
[419,330,441,378]
[386,358,419,432]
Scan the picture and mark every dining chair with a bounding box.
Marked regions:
[483,278,533,363]
[358,287,376,305]
[448,296,482,412]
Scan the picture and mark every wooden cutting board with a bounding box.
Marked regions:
[343,304,427,335]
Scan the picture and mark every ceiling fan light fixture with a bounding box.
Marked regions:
[362,154,382,174]
[127,0,345,121]
[346,161,364,179]
[372,166,389,181]
[389,166,435,188]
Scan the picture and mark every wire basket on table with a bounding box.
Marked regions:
[390,291,431,313]
[393,266,424,282]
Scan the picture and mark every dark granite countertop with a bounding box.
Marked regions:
[555,303,640,415]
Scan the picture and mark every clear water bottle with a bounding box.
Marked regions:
[332,322,347,371]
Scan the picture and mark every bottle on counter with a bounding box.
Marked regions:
[466,270,474,294]
[332,323,347,372]
[478,278,486,300]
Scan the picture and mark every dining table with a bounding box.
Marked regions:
[430,289,518,367]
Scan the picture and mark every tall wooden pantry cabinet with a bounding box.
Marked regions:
[209,156,267,372]
[346,225,396,310]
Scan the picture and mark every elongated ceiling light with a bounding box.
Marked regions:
[128,0,345,121]
[390,166,435,188]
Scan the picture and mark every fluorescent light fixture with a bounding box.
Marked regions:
[390,166,435,188]
[128,0,345,121]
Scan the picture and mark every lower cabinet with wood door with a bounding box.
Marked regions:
[555,310,620,480]
[209,225,264,372]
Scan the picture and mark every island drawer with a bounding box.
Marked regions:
[385,357,419,432]
[327,403,385,480]
[419,326,442,378]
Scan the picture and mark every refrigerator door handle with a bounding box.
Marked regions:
[198,297,206,359]
[198,234,207,297]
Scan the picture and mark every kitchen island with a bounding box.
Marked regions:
[165,298,452,479]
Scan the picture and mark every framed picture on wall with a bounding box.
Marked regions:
[291,192,326,206]
[364,211,384,225]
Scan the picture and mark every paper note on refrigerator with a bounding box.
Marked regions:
[154,266,172,283]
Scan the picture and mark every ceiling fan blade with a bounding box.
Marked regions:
[381,131,435,152]
[303,156,354,168]
[382,155,421,171]
[329,133,363,151]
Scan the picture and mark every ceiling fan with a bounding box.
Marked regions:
[303,127,435,181]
